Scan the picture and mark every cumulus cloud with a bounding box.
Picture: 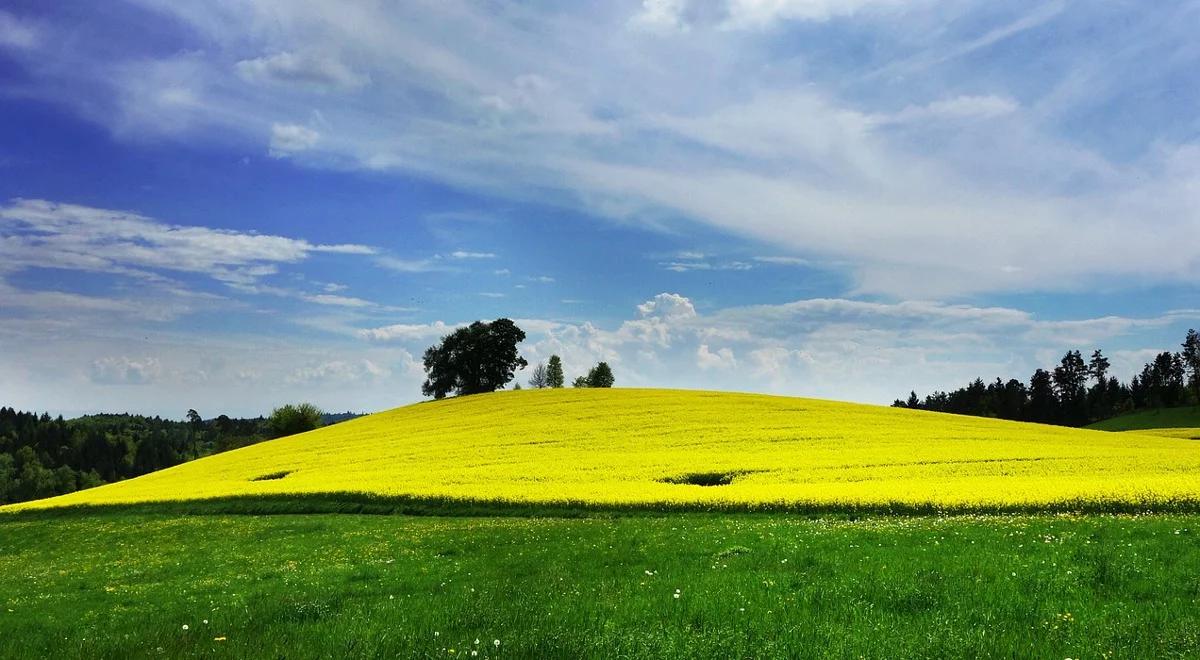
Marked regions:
[637,292,698,320]
[697,343,737,370]
[360,293,1200,403]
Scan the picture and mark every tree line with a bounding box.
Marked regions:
[894,329,1200,427]
[421,318,615,398]
[0,403,342,505]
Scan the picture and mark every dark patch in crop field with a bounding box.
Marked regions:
[251,470,292,481]
[660,470,759,486]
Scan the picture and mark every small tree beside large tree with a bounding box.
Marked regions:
[421,318,528,399]
[528,362,549,389]
[586,362,615,388]
[546,355,565,388]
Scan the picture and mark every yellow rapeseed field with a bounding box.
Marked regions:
[6,389,1200,513]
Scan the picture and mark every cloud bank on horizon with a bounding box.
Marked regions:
[0,1,1197,416]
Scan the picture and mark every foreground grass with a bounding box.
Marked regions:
[2,512,1199,658]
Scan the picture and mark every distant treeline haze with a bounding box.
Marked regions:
[895,329,1200,427]
[0,405,356,505]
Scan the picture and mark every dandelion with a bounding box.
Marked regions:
[471,652,478,657]
[213,637,227,642]
[181,624,189,631]
[494,640,501,647]
[475,639,480,645]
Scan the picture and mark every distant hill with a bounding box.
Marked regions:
[7,388,1200,514]
[1086,406,1200,432]
[321,411,365,425]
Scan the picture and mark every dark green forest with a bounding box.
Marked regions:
[0,408,359,505]
[895,329,1200,427]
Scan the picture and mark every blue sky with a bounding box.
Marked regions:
[1,0,1197,418]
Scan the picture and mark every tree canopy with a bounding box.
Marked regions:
[421,319,528,399]
[896,328,1200,427]
[586,362,615,388]
[546,355,565,388]
[268,403,324,438]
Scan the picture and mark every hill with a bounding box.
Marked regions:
[6,389,1200,514]
[1086,405,1200,432]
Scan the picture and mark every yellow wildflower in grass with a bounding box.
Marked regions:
[4,388,1200,513]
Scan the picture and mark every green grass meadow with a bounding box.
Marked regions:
[1087,405,1200,432]
[3,511,1199,658]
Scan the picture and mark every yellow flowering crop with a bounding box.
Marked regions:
[5,389,1200,513]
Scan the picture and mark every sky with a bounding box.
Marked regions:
[0,0,1198,419]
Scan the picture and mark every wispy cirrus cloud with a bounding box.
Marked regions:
[0,198,374,283]
[5,3,1199,296]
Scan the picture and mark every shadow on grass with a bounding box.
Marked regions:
[6,491,1200,521]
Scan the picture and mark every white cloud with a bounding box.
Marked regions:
[697,343,737,370]
[374,256,442,273]
[637,292,698,320]
[0,198,375,287]
[236,51,369,91]
[359,321,462,342]
[285,359,388,385]
[304,294,374,308]
[450,250,496,259]
[753,256,809,266]
[359,293,1199,404]
[269,123,320,157]
[0,10,39,50]
[631,0,913,32]
[7,2,1200,296]
[629,0,690,32]
[90,356,162,385]
[874,95,1019,125]
[661,259,753,272]
[721,0,916,28]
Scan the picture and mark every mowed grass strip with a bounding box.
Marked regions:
[1,512,1199,658]
[6,389,1200,514]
